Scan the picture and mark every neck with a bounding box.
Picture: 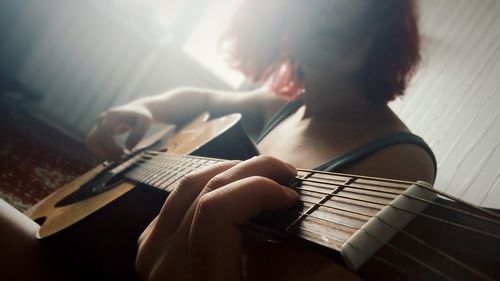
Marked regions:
[301,74,387,122]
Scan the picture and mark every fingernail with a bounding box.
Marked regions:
[282,186,300,199]
[284,162,297,174]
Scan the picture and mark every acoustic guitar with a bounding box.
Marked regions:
[25,113,500,281]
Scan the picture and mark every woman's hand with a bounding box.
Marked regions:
[135,156,299,281]
[85,103,153,161]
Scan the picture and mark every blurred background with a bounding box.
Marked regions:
[0,0,499,210]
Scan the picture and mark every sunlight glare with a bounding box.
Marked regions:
[183,0,246,89]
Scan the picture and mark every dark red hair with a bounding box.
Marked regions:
[221,0,420,102]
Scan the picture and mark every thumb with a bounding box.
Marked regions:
[125,116,151,150]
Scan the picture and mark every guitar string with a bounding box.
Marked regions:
[297,168,412,187]
[351,226,456,281]
[405,181,500,220]
[289,177,403,196]
[293,212,494,281]
[294,185,396,203]
[142,154,403,205]
[300,211,496,281]
[372,215,496,281]
[341,240,415,280]
[128,166,182,190]
[138,153,403,204]
[130,154,500,233]
[291,175,500,230]
[127,164,194,191]
[387,204,500,240]
[294,176,400,199]
[299,167,500,221]
[287,177,359,230]
[146,151,411,191]
[148,152,411,192]
[295,225,454,281]
[296,211,361,230]
[292,202,498,279]
[131,153,500,240]
[131,153,500,235]
[299,201,498,279]
[300,190,383,213]
[402,194,500,226]
[300,199,375,219]
[297,182,500,240]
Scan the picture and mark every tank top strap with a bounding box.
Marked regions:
[314,132,437,180]
[256,96,305,143]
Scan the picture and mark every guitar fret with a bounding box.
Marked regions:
[299,211,361,231]
[162,174,184,192]
[297,168,412,187]
[300,178,403,196]
[125,153,222,191]
[321,197,382,214]
[297,225,346,250]
[156,171,178,189]
[297,178,402,199]
[296,185,398,201]
[287,177,358,231]
[150,171,170,187]
[301,200,375,219]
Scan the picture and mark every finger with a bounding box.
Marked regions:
[92,115,127,160]
[189,176,299,281]
[125,116,151,150]
[136,161,240,279]
[86,117,122,159]
[201,155,297,196]
[114,123,132,135]
[85,126,115,160]
[97,137,125,161]
[154,161,240,238]
[176,155,296,243]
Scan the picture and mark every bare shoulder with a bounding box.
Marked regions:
[341,143,436,185]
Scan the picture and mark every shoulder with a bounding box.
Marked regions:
[341,142,436,185]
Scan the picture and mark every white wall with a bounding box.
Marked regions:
[391,0,500,208]
[1,0,230,138]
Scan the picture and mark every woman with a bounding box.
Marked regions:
[1,0,435,280]
[86,0,434,182]
[86,1,436,280]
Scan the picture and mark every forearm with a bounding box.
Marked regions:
[129,87,279,135]
[131,87,210,125]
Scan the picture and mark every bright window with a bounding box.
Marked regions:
[182,0,246,88]
[102,0,246,88]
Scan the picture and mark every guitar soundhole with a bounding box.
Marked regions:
[55,172,124,207]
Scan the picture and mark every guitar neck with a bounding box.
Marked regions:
[123,151,412,253]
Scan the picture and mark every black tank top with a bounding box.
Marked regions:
[256,96,437,178]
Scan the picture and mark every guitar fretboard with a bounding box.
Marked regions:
[124,151,412,252]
